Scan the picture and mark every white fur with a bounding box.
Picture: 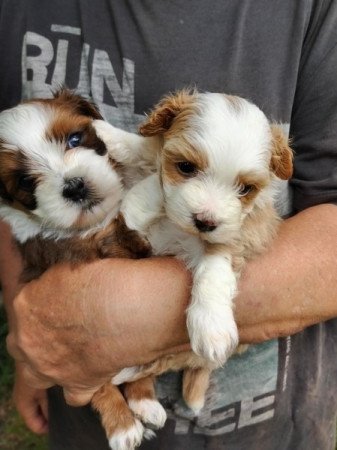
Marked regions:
[0,205,42,242]
[120,174,164,233]
[108,420,144,450]
[188,254,238,363]
[111,367,143,385]
[0,103,54,154]
[32,148,122,231]
[191,94,271,176]
[127,399,167,429]
[92,119,160,188]
[121,175,239,364]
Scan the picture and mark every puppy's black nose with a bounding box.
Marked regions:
[194,217,217,232]
[63,177,88,202]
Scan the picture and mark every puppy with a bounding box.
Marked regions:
[0,90,166,450]
[94,90,293,415]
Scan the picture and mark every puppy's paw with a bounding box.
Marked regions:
[187,308,238,365]
[115,214,152,258]
[128,398,167,430]
[108,419,144,450]
[92,120,130,164]
[92,120,117,145]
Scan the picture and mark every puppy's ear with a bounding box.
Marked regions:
[270,125,293,180]
[139,90,195,136]
[53,88,103,120]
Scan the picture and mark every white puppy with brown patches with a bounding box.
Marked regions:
[0,90,164,450]
[94,90,293,414]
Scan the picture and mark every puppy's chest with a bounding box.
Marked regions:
[146,217,250,275]
[17,222,139,283]
[146,219,209,270]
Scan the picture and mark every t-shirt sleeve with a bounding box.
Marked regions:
[290,0,337,212]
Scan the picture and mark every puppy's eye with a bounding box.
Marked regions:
[18,175,35,192]
[67,132,82,149]
[176,161,197,177]
[238,184,254,196]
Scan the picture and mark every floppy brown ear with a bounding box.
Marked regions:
[139,90,195,136]
[270,125,293,180]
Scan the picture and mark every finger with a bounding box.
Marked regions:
[22,365,53,389]
[38,390,49,423]
[25,407,49,435]
[63,387,98,407]
[16,392,49,435]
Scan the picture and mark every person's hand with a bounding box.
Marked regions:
[6,257,191,406]
[13,363,48,435]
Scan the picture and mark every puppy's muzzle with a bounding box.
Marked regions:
[193,214,217,233]
[63,177,89,203]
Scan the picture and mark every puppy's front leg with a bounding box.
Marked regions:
[124,376,167,431]
[120,173,164,234]
[92,120,160,167]
[187,252,239,366]
[91,382,144,450]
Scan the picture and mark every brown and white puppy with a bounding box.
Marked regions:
[94,90,293,415]
[0,90,164,450]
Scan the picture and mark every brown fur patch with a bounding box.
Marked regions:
[114,214,152,259]
[0,148,38,212]
[182,368,211,411]
[46,111,107,156]
[91,383,138,438]
[161,139,208,185]
[18,219,150,283]
[29,88,103,120]
[29,89,107,156]
[123,376,156,402]
[270,125,293,180]
[111,352,210,383]
[139,90,197,137]
[236,172,269,206]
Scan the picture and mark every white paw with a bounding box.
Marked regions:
[143,428,156,440]
[92,120,128,163]
[184,397,205,416]
[92,119,117,142]
[128,399,167,430]
[108,419,144,450]
[174,400,200,419]
[187,308,239,365]
[111,367,142,385]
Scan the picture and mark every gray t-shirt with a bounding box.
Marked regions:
[1,1,337,449]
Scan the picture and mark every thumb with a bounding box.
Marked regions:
[38,389,49,423]
[63,387,98,407]
[14,389,49,435]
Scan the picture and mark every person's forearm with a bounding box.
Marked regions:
[84,202,337,348]
[7,203,337,405]
[7,256,192,405]
[236,203,337,342]
[0,221,22,328]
